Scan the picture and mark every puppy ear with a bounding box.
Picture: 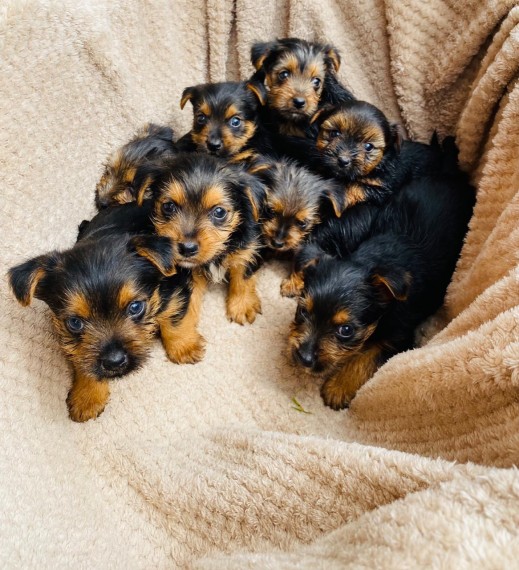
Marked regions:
[323,182,345,217]
[234,172,267,222]
[8,254,57,306]
[130,235,176,277]
[324,46,341,73]
[310,104,336,125]
[251,40,277,70]
[246,79,267,106]
[180,86,198,110]
[371,269,412,303]
[390,123,406,153]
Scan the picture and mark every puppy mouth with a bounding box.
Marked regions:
[177,259,199,269]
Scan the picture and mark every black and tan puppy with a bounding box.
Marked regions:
[137,153,266,325]
[176,81,275,166]
[288,143,475,409]
[8,202,201,422]
[249,37,355,138]
[95,123,176,209]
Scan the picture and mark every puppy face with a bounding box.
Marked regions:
[259,160,324,252]
[314,101,399,180]
[8,236,177,380]
[150,154,264,269]
[181,82,259,157]
[288,258,409,374]
[251,38,340,122]
[95,124,175,209]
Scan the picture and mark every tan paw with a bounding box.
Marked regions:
[165,333,206,364]
[280,273,304,298]
[67,384,109,423]
[320,379,354,411]
[226,290,262,325]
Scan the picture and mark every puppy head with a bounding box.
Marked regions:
[180,82,259,157]
[8,235,176,380]
[313,101,403,180]
[258,159,325,252]
[151,154,265,268]
[250,38,341,122]
[288,257,411,374]
[95,124,175,209]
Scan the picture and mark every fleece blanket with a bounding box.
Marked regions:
[1,0,518,568]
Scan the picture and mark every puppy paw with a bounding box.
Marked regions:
[227,290,262,325]
[165,333,206,364]
[67,382,110,423]
[320,379,353,411]
[280,273,304,298]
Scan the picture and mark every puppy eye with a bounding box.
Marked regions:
[66,316,84,334]
[336,324,354,340]
[229,116,241,128]
[296,219,308,229]
[278,70,290,81]
[196,113,207,125]
[211,206,227,221]
[311,77,321,89]
[364,143,374,152]
[296,305,309,322]
[329,130,341,139]
[127,300,146,319]
[162,201,177,216]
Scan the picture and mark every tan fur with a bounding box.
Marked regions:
[66,371,110,423]
[280,270,305,298]
[226,251,261,324]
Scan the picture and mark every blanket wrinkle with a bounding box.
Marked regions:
[1,1,519,568]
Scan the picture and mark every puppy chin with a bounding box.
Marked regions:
[177,259,199,269]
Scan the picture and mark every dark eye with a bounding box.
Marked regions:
[66,316,84,334]
[229,116,241,128]
[127,300,146,319]
[364,143,374,152]
[296,219,308,229]
[296,305,309,322]
[329,129,341,139]
[211,206,227,221]
[311,77,321,89]
[162,201,177,216]
[336,324,354,340]
[196,113,207,125]
[278,70,290,81]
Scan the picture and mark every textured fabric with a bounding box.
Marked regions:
[1,0,518,568]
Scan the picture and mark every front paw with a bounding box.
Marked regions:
[165,333,206,364]
[320,379,353,411]
[226,290,262,325]
[280,273,303,298]
[67,382,110,422]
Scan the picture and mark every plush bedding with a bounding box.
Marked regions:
[1,0,518,567]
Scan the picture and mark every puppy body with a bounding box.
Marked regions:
[95,124,176,209]
[249,38,355,139]
[142,153,266,325]
[8,202,201,422]
[289,151,475,409]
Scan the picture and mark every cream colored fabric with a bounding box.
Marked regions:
[1,1,518,568]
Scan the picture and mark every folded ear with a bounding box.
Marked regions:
[180,86,198,110]
[390,123,406,153]
[235,172,267,222]
[324,45,341,73]
[310,104,336,125]
[130,235,176,276]
[371,268,412,303]
[323,182,345,218]
[8,253,57,306]
[250,40,277,70]
[246,79,267,106]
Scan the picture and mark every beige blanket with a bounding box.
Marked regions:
[1,1,518,567]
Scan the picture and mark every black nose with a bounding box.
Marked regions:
[101,346,128,371]
[295,344,316,368]
[272,238,285,249]
[207,140,222,152]
[178,241,199,257]
[337,156,351,167]
[293,97,306,109]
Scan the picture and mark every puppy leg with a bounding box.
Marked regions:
[226,263,261,325]
[67,370,110,422]
[280,270,304,298]
[321,346,383,410]
[159,273,207,364]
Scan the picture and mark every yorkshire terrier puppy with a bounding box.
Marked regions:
[176,81,275,166]
[137,153,267,325]
[8,202,201,422]
[249,37,355,138]
[95,123,176,209]
[288,141,475,409]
